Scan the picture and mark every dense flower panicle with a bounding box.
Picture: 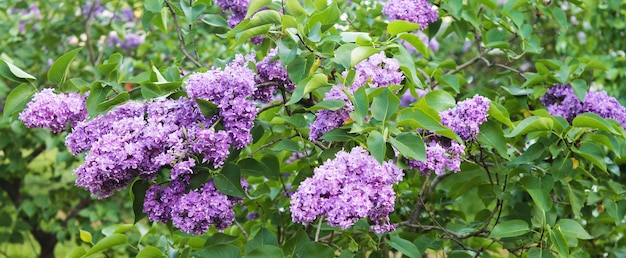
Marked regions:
[143,180,187,223]
[583,91,626,128]
[171,180,245,234]
[186,55,258,148]
[215,0,249,27]
[290,146,403,233]
[351,52,404,91]
[310,53,403,141]
[383,0,438,29]
[19,89,88,133]
[408,139,465,175]
[540,84,583,122]
[440,95,491,141]
[254,48,295,102]
[67,97,236,198]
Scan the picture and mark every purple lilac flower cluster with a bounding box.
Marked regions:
[440,95,491,141]
[540,84,583,122]
[290,146,403,233]
[144,179,247,234]
[10,3,42,33]
[408,138,465,175]
[383,0,439,29]
[186,54,258,148]
[19,89,88,134]
[66,98,229,198]
[541,84,626,128]
[254,48,295,102]
[310,53,404,141]
[215,0,249,28]
[108,32,144,50]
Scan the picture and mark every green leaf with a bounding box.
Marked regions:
[196,99,219,118]
[96,92,130,113]
[388,20,421,36]
[572,112,622,136]
[0,59,36,82]
[136,246,165,258]
[439,74,460,93]
[245,0,271,18]
[573,142,607,172]
[550,6,568,29]
[307,100,346,111]
[352,86,368,124]
[566,180,585,216]
[488,102,514,128]
[196,244,241,258]
[293,242,334,258]
[66,247,87,258]
[81,234,127,258]
[285,0,306,16]
[286,73,328,105]
[371,89,400,122]
[570,79,587,102]
[144,0,163,12]
[389,132,425,161]
[3,84,36,118]
[550,227,569,258]
[505,116,554,138]
[243,245,284,258]
[398,33,429,58]
[260,155,281,180]
[214,164,246,198]
[246,228,278,254]
[556,219,593,240]
[522,176,554,213]
[205,233,239,247]
[477,120,508,158]
[386,236,421,258]
[367,131,386,164]
[422,90,456,112]
[86,83,112,116]
[130,179,149,223]
[489,220,530,238]
[79,229,92,243]
[350,46,380,67]
[308,2,340,32]
[48,47,82,85]
[202,14,230,28]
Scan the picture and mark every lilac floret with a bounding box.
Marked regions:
[440,95,491,141]
[19,89,88,133]
[383,0,439,29]
[290,146,403,233]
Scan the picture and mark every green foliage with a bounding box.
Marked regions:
[2,0,626,257]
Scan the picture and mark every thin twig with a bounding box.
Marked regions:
[165,1,202,68]
[314,216,323,242]
[234,220,249,241]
